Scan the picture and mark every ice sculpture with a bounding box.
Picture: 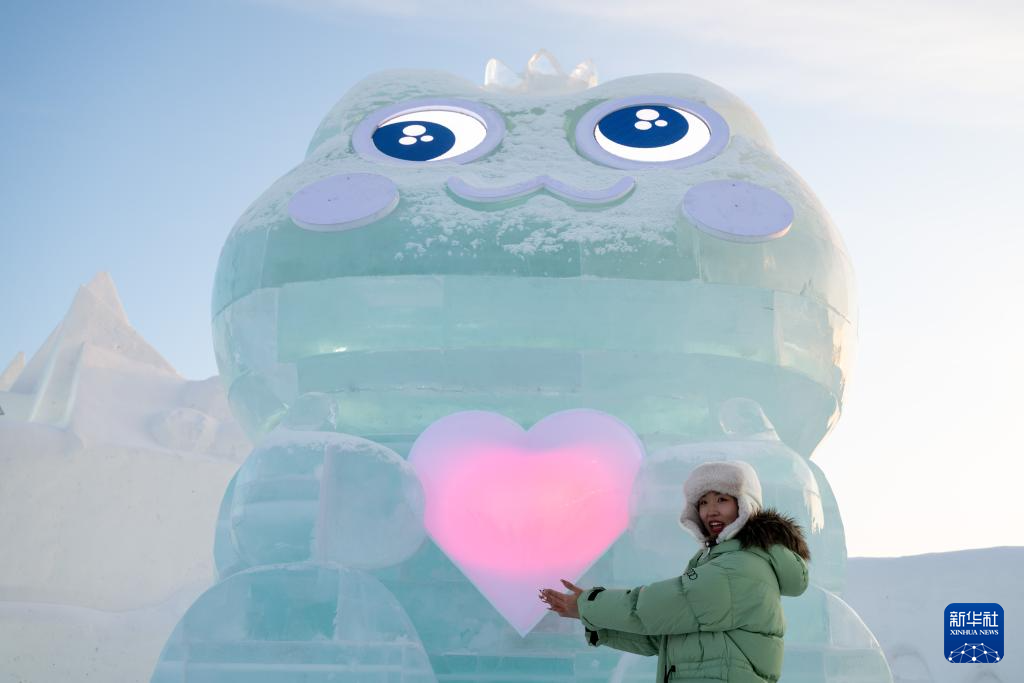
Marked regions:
[153,51,892,681]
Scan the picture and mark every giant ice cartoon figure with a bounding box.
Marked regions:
[153,52,893,681]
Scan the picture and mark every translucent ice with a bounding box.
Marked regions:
[156,52,891,681]
[152,565,437,683]
[217,429,425,577]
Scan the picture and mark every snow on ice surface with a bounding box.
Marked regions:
[229,67,839,266]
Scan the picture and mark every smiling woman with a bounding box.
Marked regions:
[541,461,811,683]
[698,490,740,538]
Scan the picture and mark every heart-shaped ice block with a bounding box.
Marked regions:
[408,409,644,636]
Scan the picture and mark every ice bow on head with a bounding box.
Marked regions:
[483,49,598,92]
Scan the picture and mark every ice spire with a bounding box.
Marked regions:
[86,271,129,322]
[483,49,598,93]
[8,272,179,425]
[0,351,25,391]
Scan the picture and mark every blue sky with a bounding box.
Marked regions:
[2,0,1022,556]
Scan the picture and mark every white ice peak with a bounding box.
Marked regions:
[0,352,25,391]
[87,270,129,323]
[484,49,598,93]
[2,272,179,425]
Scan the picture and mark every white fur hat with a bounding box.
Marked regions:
[678,460,763,544]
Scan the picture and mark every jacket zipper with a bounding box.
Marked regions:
[667,546,708,683]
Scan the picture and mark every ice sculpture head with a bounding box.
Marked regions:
[212,55,857,454]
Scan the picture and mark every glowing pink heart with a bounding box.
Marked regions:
[408,409,644,636]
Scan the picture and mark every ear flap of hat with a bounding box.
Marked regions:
[678,504,707,542]
[715,492,762,542]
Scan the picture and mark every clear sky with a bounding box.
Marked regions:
[2,0,1022,557]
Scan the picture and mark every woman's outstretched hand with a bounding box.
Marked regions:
[538,579,586,619]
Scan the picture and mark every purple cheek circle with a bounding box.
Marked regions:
[288,173,399,232]
[682,180,794,242]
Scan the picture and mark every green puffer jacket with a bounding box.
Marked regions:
[577,510,810,683]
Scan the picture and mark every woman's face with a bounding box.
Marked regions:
[698,491,739,538]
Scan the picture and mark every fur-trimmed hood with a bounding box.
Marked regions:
[682,496,811,561]
[735,508,811,561]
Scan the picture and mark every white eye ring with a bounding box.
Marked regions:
[594,107,712,163]
[378,109,487,161]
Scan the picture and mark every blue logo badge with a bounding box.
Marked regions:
[945,603,1003,663]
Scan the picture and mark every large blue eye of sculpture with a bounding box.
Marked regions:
[152,51,893,683]
[575,95,727,169]
[374,118,458,161]
[597,105,690,151]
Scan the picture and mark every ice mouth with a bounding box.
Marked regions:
[447,174,635,206]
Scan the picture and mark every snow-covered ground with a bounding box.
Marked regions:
[0,274,1017,682]
[844,549,1021,683]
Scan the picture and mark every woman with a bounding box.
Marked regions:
[539,460,810,683]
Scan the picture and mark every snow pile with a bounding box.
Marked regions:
[844,548,1022,683]
[0,273,249,682]
[0,272,248,459]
